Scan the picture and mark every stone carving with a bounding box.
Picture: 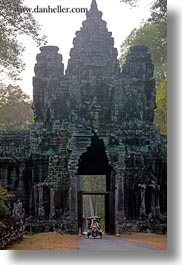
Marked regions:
[138,184,147,219]
[12,200,25,219]
[0,0,167,234]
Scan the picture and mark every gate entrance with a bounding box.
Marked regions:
[77,133,115,234]
[78,191,115,234]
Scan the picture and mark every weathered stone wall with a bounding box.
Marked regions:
[0,131,31,213]
[0,0,167,234]
[120,220,167,234]
[0,130,30,158]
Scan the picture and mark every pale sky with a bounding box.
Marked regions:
[15,0,155,97]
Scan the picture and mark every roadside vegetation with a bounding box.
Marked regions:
[8,232,79,250]
[119,232,167,250]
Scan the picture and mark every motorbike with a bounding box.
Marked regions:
[87,216,102,239]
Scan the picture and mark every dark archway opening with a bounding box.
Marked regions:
[77,133,115,234]
[77,132,113,190]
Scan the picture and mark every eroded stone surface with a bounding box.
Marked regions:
[0,0,167,234]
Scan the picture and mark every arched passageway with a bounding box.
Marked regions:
[77,133,115,234]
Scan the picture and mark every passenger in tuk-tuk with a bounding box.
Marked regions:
[91,218,101,229]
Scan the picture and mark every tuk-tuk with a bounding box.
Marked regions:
[87,216,102,239]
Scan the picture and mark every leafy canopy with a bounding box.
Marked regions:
[149,0,167,23]
[0,84,33,130]
[0,183,10,201]
[154,78,167,135]
[119,0,167,135]
[0,0,46,79]
[120,21,167,84]
[120,0,167,17]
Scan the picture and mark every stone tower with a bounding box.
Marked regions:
[66,0,119,79]
[66,0,120,129]
[0,0,167,234]
[121,46,156,124]
[30,46,70,221]
[33,46,69,127]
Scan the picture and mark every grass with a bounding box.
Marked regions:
[7,232,79,250]
[7,231,167,251]
[118,232,167,250]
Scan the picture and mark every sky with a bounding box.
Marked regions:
[12,0,155,97]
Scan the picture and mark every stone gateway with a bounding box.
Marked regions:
[0,0,167,234]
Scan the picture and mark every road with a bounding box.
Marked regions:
[78,234,160,251]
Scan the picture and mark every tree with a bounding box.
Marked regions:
[154,78,167,135]
[0,0,46,79]
[0,84,33,130]
[120,21,167,84]
[119,0,167,134]
[82,175,106,230]
[120,0,167,16]
[149,0,167,23]
[0,184,9,201]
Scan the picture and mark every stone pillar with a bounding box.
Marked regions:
[155,185,166,222]
[156,185,162,219]
[38,185,45,218]
[69,178,78,226]
[114,144,126,234]
[115,171,125,235]
[17,166,24,194]
[29,188,33,212]
[156,185,160,208]
[33,186,38,216]
[50,188,55,218]
[38,185,43,208]
[139,184,146,219]
[150,183,156,218]
[120,173,125,221]
[77,175,81,191]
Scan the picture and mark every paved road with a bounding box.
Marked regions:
[78,234,160,251]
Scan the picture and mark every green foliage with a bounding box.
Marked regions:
[149,0,167,23]
[120,21,167,84]
[119,0,167,134]
[0,184,9,201]
[81,175,106,231]
[154,78,167,135]
[81,175,106,192]
[0,84,33,130]
[120,0,167,83]
[0,0,46,79]
[0,183,11,218]
[0,200,10,218]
